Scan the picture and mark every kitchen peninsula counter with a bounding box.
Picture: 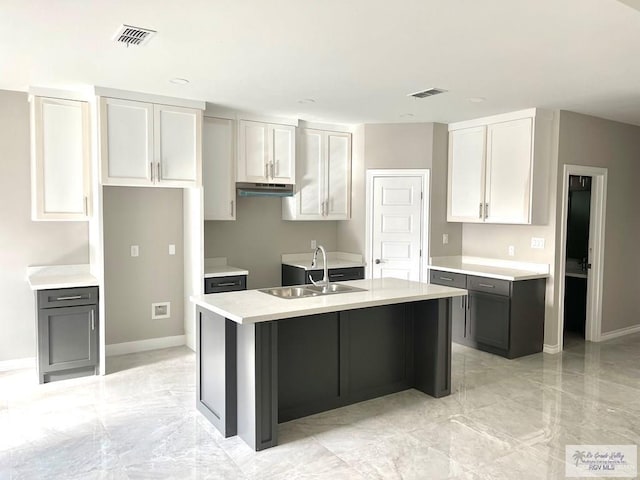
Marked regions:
[191,278,466,451]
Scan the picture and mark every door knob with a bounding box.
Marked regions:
[375,259,382,264]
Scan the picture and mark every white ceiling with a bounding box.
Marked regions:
[2,0,640,125]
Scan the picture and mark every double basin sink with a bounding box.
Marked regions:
[260,283,367,299]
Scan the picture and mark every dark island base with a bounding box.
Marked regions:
[196,298,451,451]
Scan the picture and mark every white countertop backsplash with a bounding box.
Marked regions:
[282,252,364,270]
[27,264,99,291]
[191,277,465,324]
[204,257,249,278]
[429,256,549,281]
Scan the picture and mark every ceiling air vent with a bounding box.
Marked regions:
[408,88,448,99]
[113,24,156,46]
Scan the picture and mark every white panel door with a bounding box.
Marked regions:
[101,98,153,186]
[485,118,533,223]
[297,129,323,217]
[326,132,350,219]
[238,120,267,181]
[270,124,295,184]
[31,97,90,220]
[154,104,201,187]
[447,126,486,222]
[372,176,423,281]
[203,117,235,220]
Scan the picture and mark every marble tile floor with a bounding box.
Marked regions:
[1,334,639,479]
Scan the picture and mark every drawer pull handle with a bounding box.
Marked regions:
[478,283,495,288]
[331,274,345,278]
[91,310,95,331]
[215,282,238,287]
[55,295,84,301]
[439,276,454,281]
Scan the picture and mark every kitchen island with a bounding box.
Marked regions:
[191,277,466,451]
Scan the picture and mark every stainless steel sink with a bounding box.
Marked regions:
[306,284,367,295]
[259,283,367,299]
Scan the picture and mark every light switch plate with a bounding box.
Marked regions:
[442,234,449,245]
[531,237,545,249]
[169,244,176,255]
[131,245,139,257]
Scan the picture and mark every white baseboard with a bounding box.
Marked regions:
[185,332,195,352]
[0,356,35,372]
[598,324,640,342]
[106,335,186,357]
[543,344,561,354]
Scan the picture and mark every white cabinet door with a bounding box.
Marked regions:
[270,124,295,184]
[154,104,201,187]
[325,132,351,219]
[447,126,486,222]
[31,97,91,221]
[100,98,153,186]
[485,118,533,224]
[203,117,236,220]
[297,129,324,217]
[237,120,267,182]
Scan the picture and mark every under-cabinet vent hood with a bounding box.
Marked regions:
[237,183,294,197]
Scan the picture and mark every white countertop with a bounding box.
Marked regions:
[281,252,364,270]
[429,256,549,281]
[191,277,466,325]
[204,257,249,278]
[27,264,99,291]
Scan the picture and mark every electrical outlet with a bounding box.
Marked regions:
[531,237,545,249]
[311,240,317,249]
[508,245,515,257]
[169,244,176,255]
[442,233,449,245]
[130,245,139,257]
[151,302,170,320]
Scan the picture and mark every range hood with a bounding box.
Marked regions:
[236,183,295,197]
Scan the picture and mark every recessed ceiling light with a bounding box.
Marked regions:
[468,97,486,103]
[297,98,316,104]
[169,78,190,85]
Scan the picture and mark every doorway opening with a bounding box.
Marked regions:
[557,165,607,351]
[365,169,430,282]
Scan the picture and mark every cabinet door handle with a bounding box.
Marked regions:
[485,203,489,218]
[150,162,154,182]
[479,202,483,218]
[83,196,88,216]
[55,295,83,301]
[216,282,238,287]
[439,276,454,282]
[331,274,344,278]
[478,283,495,288]
[90,309,95,331]
[230,200,234,217]
[265,162,268,179]
[157,162,161,182]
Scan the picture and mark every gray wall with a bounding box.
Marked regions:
[556,111,640,334]
[103,186,184,345]
[205,196,338,289]
[0,90,89,362]
[336,122,462,259]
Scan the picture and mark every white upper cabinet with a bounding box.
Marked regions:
[203,117,236,221]
[30,96,91,221]
[447,108,552,225]
[283,128,351,221]
[237,120,295,184]
[100,98,202,188]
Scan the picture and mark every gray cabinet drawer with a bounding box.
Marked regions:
[205,275,247,294]
[328,267,365,282]
[467,276,511,296]
[38,287,98,308]
[429,270,466,289]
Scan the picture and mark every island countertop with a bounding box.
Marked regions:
[191,277,466,324]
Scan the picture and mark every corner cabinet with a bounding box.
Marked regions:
[99,97,202,188]
[447,108,553,224]
[203,117,236,220]
[237,120,295,184]
[30,96,91,221]
[283,128,351,220]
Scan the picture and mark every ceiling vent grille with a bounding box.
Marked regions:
[113,24,156,46]
[408,88,448,99]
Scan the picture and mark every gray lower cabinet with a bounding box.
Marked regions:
[430,269,545,359]
[36,287,99,384]
[281,265,364,286]
[197,275,247,437]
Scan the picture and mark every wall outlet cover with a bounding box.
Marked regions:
[151,302,170,320]
[130,245,139,257]
[508,245,515,256]
[169,244,176,255]
[311,240,317,250]
[442,233,449,245]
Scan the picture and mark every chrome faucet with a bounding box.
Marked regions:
[310,245,329,288]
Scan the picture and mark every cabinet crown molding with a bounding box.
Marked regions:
[448,108,553,131]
